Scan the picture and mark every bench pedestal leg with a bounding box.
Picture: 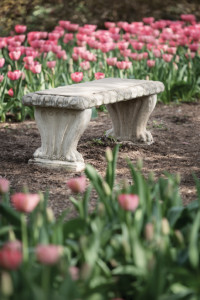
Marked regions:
[29,107,92,171]
[106,95,157,144]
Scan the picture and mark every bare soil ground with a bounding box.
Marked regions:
[0,102,200,217]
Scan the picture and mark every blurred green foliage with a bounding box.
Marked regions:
[0,0,200,35]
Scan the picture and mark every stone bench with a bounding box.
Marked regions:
[22,78,164,171]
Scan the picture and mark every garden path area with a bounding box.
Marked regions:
[0,102,200,216]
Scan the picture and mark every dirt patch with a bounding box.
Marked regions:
[0,102,200,217]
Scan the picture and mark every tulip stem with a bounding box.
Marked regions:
[21,214,28,263]
[42,266,50,299]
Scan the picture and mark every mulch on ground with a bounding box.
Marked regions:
[0,102,200,217]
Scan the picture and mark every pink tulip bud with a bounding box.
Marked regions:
[95,72,105,80]
[69,266,79,280]
[36,245,63,265]
[145,223,154,241]
[67,176,86,193]
[8,88,14,97]
[11,193,40,213]
[0,178,10,194]
[0,58,5,68]
[0,241,22,270]
[118,194,139,211]
[71,72,83,83]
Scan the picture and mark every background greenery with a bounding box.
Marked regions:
[0,0,200,36]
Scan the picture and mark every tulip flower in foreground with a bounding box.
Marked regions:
[11,193,40,213]
[67,176,86,193]
[0,241,22,270]
[118,194,139,211]
[36,245,63,265]
[8,88,14,97]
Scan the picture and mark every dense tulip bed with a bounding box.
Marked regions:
[0,147,200,299]
[0,14,200,121]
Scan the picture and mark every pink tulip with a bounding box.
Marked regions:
[59,20,71,29]
[95,72,105,80]
[23,56,34,65]
[30,64,42,74]
[185,53,195,59]
[80,60,90,71]
[0,39,6,49]
[104,22,116,28]
[117,41,129,50]
[11,193,40,213]
[153,49,161,58]
[9,51,21,61]
[0,178,10,194]
[116,61,132,70]
[7,70,21,80]
[80,51,96,61]
[67,176,86,193]
[14,34,26,43]
[0,75,4,83]
[66,23,79,32]
[181,14,196,23]
[71,72,83,83]
[0,58,5,68]
[189,43,199,52]
[118,194,139,211]
[162,54,173,62]
[72,53,79,61]
[4,240,22,252]
[46,61,56,69]
[143,17,155,24]
[56,50,67,60]
[48,32,60,41]
[69,266,79,280]
[8,88,14,97]
[147,60,156,67]
[106,57,117,66]
[0,241,22,270]
[15,25,27,34]
[36,245,63,265]
[109,27,120,35]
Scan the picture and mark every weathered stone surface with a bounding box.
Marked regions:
[106,94,157,144]
[29,107,92,171]
[22,78,164,110]
[23,78,165,170]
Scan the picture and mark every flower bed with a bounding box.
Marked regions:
[0,14,200,121]
[0,146,200,299]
